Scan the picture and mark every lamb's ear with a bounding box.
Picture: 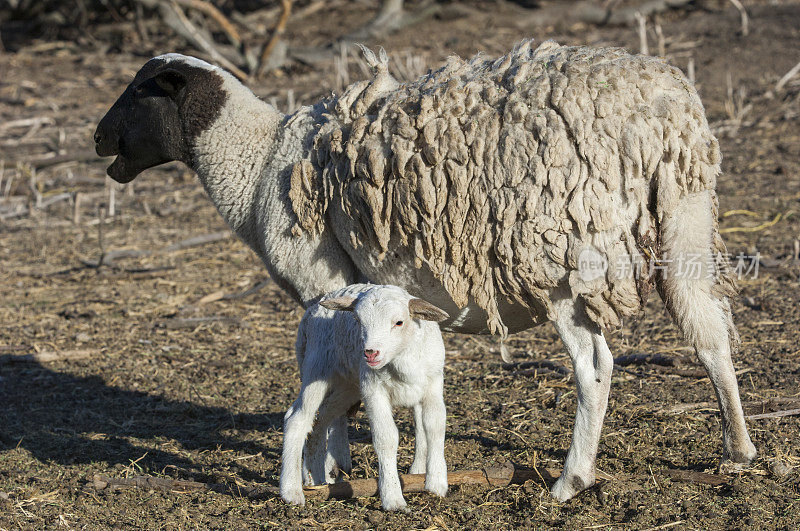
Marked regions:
[320,296,357,312]
[154,68,187,98]
[408,298,449,322]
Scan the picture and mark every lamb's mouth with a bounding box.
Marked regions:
[365,357,382,368]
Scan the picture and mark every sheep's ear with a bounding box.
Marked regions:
[154,68,187,98]
[408,298,449,322]
[320,296,357,312]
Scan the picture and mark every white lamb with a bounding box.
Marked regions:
[280,284,450,511]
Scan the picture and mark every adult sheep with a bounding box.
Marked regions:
[94,40,756,501]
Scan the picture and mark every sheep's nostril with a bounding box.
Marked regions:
[94,132,102,144]
[364,349,379,360]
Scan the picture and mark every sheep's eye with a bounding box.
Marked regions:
[395,320,403,327]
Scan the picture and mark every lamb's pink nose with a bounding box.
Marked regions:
[364,349,379,363]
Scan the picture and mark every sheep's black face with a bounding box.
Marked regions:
[94,56,226,183]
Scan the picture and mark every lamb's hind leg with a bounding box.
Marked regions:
[304,395,355,485]
[550,296,614,502]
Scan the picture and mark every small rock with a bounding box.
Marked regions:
[769,460,792,478]
[367,511,385,525]
[0,491,9,501]
[75,332,90,343]
[595,486,607,506]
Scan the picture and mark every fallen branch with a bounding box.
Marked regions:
[20,150,108,170]
[746,408,800,421]
[91,463,731,502]
[136,0,248,81]
[720,212,782,234]
[158,316,244,329]
[614,353,678,367]
[0,349,95,363]
[775,59,800,91]
[162,231,232,253]
[664,469,728,486]
[172,0,242,48]
[256,0,293,77]
[503,360,572,377]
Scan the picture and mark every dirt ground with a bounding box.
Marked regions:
[1,0,800,529]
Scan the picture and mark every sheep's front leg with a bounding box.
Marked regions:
[420,377,448,497]
[409,404,428,475]
[363,384,407,512]
[550,298,613,502]
[280,379,330,506]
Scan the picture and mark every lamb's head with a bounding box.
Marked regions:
[321,286,449,370]
[94,54,228,183]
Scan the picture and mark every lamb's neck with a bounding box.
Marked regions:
[189,88,283,246]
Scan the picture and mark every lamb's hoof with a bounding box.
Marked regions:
[381,497,409,512]
[551,473,593,502]
[409,462,426,475]
[280,487,306,507]
[425,480,448,498]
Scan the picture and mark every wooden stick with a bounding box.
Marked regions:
[746,408,800,421]
[172,0,242,48]
[1,349,95,363]
[776,59,800,91]
[91,463,730,502]
[635,11,648,55]
[503,360,572,376]
[728,0,749,36]
[257,0,294,77]
[93,474,215,493]
[614,353,677,367]
[664,469,728,486]
[147,0,249,82]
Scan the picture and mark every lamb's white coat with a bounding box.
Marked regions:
[121,41,756,500]
[280,284,448,511]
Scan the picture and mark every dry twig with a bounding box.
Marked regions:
[256,0,293,77]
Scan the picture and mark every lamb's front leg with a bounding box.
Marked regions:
[363,385,407,512]
[409,404,428,475]
[550,297,614,502]
[420,376,448,497]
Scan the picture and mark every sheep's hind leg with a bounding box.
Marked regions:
[658,191,756,465]
[550,297,613,502]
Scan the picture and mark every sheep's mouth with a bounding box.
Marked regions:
[106,155,142,184]
[365,357,382,368]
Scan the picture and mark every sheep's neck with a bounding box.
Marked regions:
[189,90,283,250]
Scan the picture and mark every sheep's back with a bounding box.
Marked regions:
[292,40,721,335]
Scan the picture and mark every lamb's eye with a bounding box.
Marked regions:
[395,321,403,327]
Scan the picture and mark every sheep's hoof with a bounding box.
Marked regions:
[725,440,757,465]
[550,473,593,502]
[280,487,306,507]
[718,457,756,475]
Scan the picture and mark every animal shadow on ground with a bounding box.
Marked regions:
[0,357,285,485]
